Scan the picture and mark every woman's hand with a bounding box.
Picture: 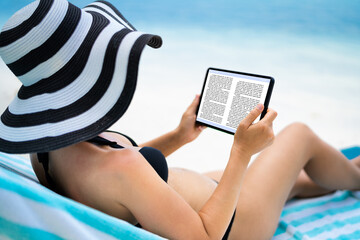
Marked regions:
[139,95,205,156]
[232,104,277,158]
[175,95,206,144]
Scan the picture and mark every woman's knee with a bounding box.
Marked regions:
[286,122,311,131]
[282,122,316,140]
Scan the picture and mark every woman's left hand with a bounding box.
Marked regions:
[175,95,206,144]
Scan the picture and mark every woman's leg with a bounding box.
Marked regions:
[208,122,360,239]
[290,156,360,199]
[286,169,334,200]
[206,169,336,202]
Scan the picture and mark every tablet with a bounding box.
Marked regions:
[196,68,274,134]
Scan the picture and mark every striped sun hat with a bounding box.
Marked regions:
[0,0,162,154]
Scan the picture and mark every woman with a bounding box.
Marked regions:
[0,0,359,239]
[30,98,360,240]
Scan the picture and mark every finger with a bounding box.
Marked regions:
[198,125,207,131]
[187,94,200,112]
[240,104,264,128]
[261,108,277,124]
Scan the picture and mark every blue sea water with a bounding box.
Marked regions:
[1,0,360,40]
[0,0,359,171]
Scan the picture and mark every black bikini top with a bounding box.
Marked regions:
[37,131,168,193]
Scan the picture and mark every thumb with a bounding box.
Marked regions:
[187,95,200,112]
[240,104,264,128]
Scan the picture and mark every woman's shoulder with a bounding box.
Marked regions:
[30,141,144,196]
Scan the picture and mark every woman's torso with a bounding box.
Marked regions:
[30,131,217,225]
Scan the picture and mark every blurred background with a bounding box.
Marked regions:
[1,0,359,172]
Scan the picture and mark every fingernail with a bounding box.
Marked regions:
[257,104,263,110]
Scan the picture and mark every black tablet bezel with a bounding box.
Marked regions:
[195,67,275,135]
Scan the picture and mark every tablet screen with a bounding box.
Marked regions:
[196,68,274,134]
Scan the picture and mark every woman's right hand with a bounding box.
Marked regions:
[232,104,277,158]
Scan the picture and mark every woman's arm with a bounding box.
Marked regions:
[139,95,205,157]
[199,105,278,237]
[112,104,277,239]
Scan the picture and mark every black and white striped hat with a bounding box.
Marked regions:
[0,0,162,154]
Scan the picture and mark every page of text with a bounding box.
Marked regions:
[197,69,270,133]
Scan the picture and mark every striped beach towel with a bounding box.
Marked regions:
[273,146,360,240]
[273,190,360,239]
[0,152,164,240]
[0,146,359,239]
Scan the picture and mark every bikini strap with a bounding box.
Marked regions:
[104,130,138,147]
[86,136,123,148]
[37,152,61,193]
